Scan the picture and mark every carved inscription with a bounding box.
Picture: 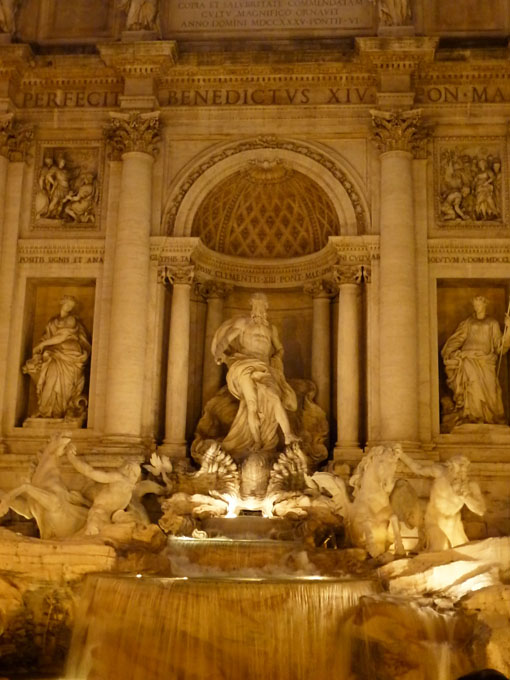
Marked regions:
[416,85,510,105]
[167,0,373,33]
[17,91,121,109]
[160,86,376,107]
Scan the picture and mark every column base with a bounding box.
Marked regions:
[333,444,364,469]
[157,441,188,459]
[97,434,150,456]
[365,440,424,456]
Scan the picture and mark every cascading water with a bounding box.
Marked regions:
[344,594,474,680]
[65,572,379,680]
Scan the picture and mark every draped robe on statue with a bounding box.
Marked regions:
[441,314,508,425]
[212,315,297,454]
[24,315,91,419]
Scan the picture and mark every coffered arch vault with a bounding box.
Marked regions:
[162,137,370,247]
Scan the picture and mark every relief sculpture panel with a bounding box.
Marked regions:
[435,140,506,229]
[32,143,103,230]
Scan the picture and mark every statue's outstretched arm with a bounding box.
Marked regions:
[66,448,116,485]
[396,446,440,478]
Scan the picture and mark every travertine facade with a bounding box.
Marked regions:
[1,0,510,535]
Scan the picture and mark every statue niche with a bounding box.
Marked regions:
[191,292,328,501]
[440,294,510,431]
[22,295,91,427]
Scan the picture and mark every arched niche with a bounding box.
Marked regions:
[162,137,370,243]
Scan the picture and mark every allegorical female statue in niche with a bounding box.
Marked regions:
[23,296,91,424]
[441,295,510,428]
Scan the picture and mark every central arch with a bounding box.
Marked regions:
[162,137,370,239]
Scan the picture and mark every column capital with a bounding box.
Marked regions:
[104,110,161,160]
[195,279,233,301]
[159,264,195,286]
[333,264,366,285]
[304,278,338,299]
[0,113,33,161]
[370,108,430,157]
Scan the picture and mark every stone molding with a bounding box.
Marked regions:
[164,135,368,235]
[0,113,33,161]
[17,239,105,265]
[330,234,379,264]
[428,238,510,265]
[356,37,438,72]
[151,236,379,290]
[98,41,178,78]
[104,110,160,159]
[370,108,429,156]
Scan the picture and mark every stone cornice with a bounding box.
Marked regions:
[98,41,178,78]
[150,236,379,289]
[356,36,438,72]
[428,238,510,265]
[17,239,105,264]
[329,235,380,263]
[151,237,339,289]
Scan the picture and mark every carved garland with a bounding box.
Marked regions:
[164,136,368,235]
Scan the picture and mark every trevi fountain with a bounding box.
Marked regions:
[0,0,510,679]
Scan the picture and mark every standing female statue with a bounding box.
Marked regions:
[23,296,91,423]
[442,296,510,426]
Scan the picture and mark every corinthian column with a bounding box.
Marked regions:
[103,111,160,445]
[0,116,32,445]
[161,265,194,458]
[304,279,337,418]
[196,280,232,408]
[333,265,364,455]
[371,108,426,444]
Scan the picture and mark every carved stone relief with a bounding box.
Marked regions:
[32,143,103,230]
[435,140,506,228]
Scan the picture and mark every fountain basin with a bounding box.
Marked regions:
[66,573,379,680]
